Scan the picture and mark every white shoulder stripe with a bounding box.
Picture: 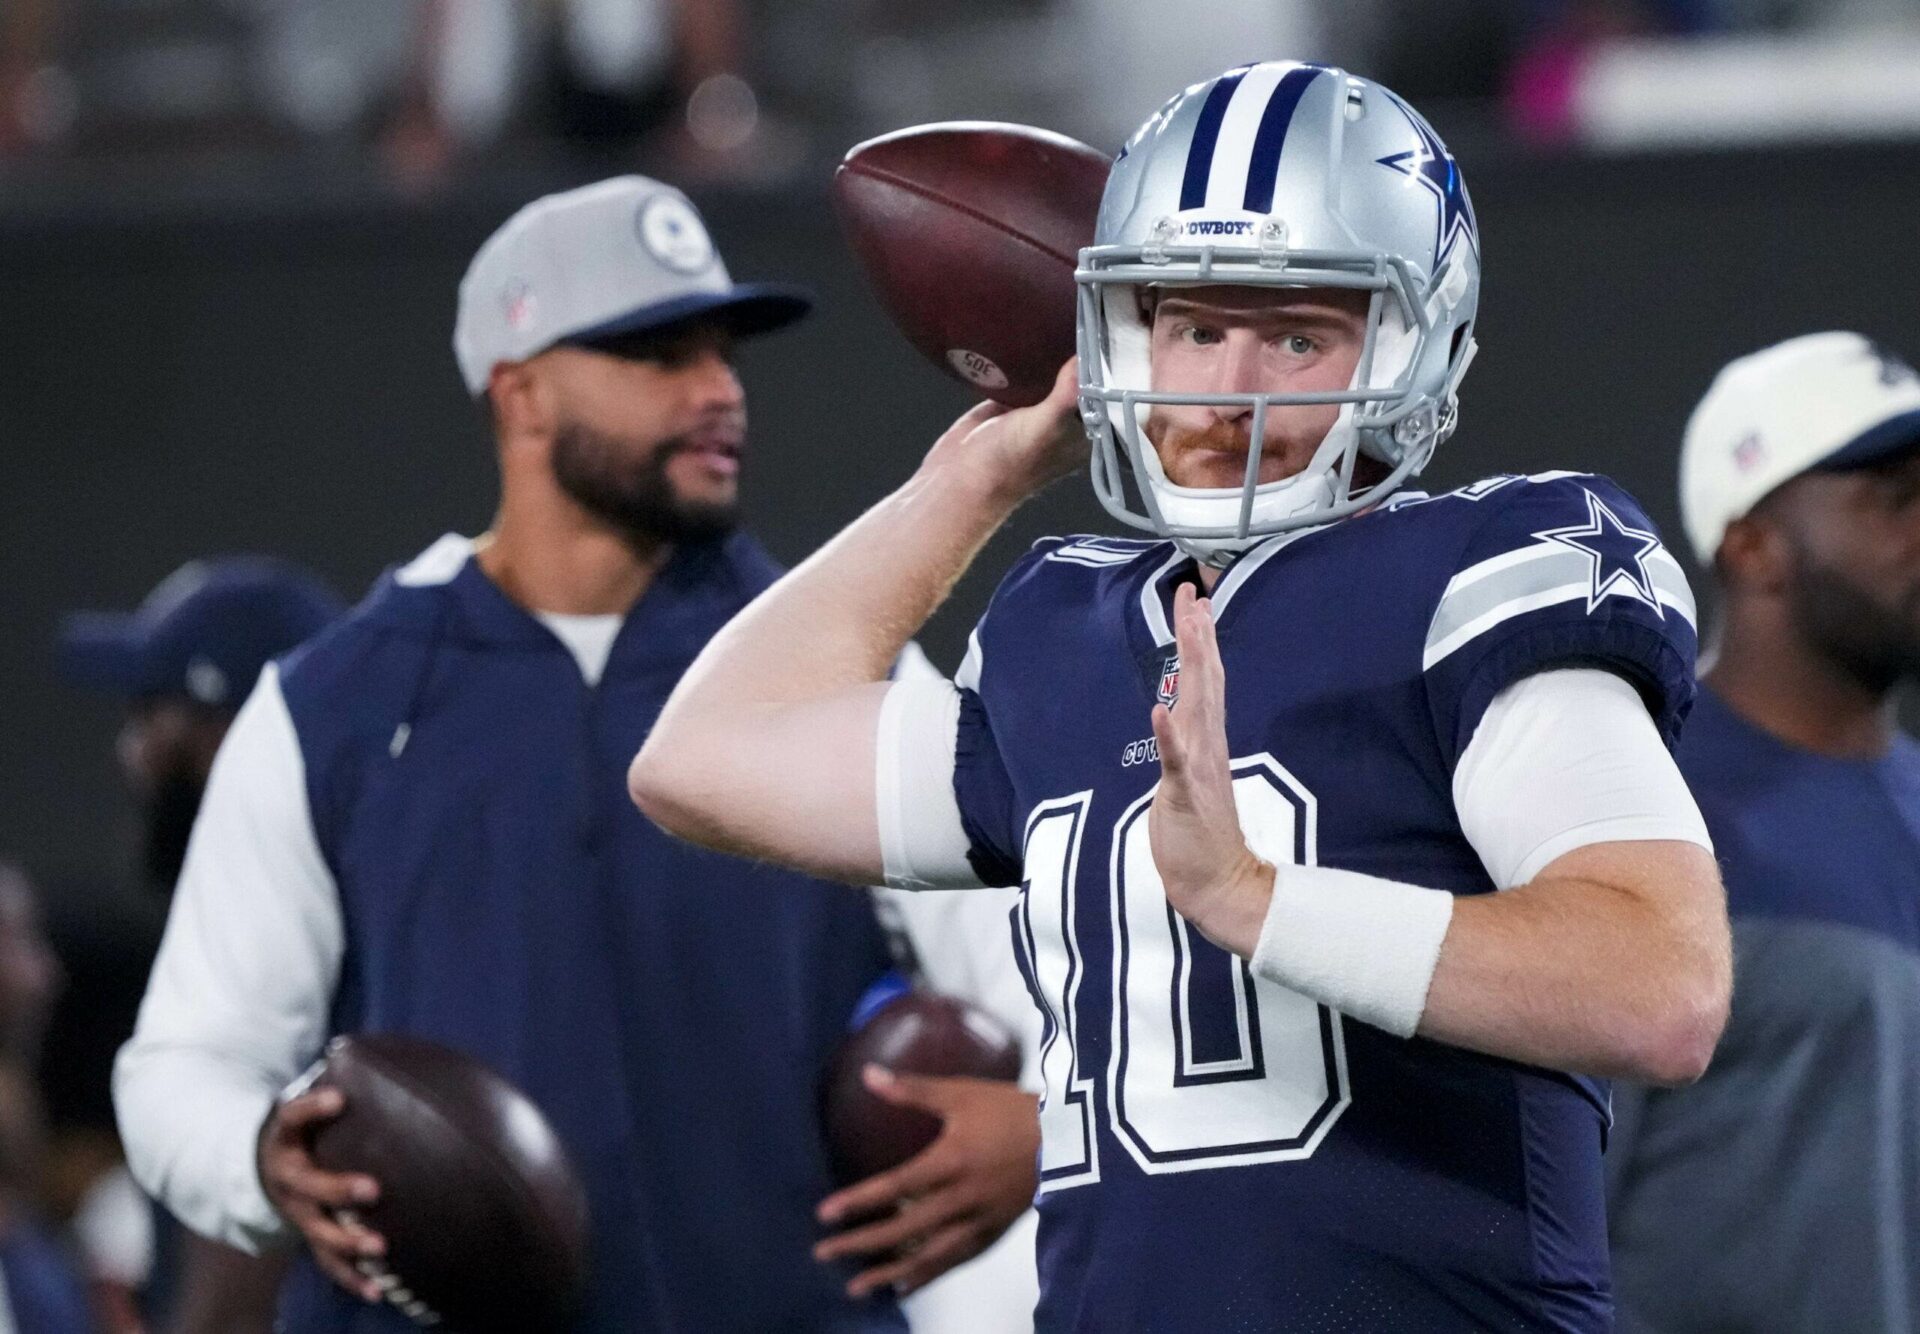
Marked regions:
[1049,549,1144,568]
[1139,549,1187,648]
[955,629,985,692]
[1045,537,1161,568]
[1423,539,1696,670]
[395,533,474,587]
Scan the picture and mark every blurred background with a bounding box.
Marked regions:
[2,0,1918,1324]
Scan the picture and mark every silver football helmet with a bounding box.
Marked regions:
[1077,62,1481,564]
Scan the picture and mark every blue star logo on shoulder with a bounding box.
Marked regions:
[1377,98,1479,267]
[1534,490,1666,618]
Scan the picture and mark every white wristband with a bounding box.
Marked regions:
[1249,863,1455,1039]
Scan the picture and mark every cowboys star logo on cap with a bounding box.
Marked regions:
[636,195,715,275]
[1868,340,1920,389]
[185,655,230,705]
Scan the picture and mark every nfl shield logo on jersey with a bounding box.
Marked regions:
[1156,652,1181,708]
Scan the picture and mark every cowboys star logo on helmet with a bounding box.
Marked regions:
[1077,60,1481,565]
[1375,91,1478,269]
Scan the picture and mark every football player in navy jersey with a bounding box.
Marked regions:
[634,63,1731,1331]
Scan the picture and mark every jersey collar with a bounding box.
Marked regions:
[1133,523,1333,651]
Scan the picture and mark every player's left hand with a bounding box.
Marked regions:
[1148,582,1276,959]
[813,1067,1039,1299]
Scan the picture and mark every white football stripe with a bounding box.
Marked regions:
[1423,581,1593,670]
[1423,580,1694,670]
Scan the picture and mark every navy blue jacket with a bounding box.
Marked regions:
[273,534,903,1333]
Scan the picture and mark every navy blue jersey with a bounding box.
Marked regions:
[952,474,1697,1332]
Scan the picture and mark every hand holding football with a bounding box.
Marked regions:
[834,121,1110,407]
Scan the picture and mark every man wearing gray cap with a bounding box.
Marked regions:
[1607,331,1920,1334]
[114,178,1042,1333]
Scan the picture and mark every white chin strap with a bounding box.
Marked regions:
[1136,412,1352,565]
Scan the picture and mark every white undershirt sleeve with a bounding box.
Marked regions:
[112,663,345,1253]
[875,650,985,891]
[874,647,1043,1079]
[1453,668,1713,889]
[1254,667,1714,1039]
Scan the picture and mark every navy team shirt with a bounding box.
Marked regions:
[1608,687,1920,1333]
[951,474,1698,1332]
[272,534,902,1334]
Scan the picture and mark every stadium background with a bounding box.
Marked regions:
[1,0,1918,1307]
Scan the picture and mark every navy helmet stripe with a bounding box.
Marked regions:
[1242,66,1323,213]
[1179,67,1251,211]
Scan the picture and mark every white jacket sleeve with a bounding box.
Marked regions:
[112,664,344,1253]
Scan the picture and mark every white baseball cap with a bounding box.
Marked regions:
[453,175,811,395]
[1679,331,1920,564]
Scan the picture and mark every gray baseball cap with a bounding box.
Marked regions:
[453,175,812,395]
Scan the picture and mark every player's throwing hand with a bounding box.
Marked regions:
[923,358,1085,504]
[1148,583,1277,959]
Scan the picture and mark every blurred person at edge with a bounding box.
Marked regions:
[1607,333,1920,1334]
[0,860,99,1333]
[112,177,1043,1334]
[58,559,345,1334]
[256,0,758,185]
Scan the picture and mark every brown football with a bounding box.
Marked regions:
[833,121,1111,407]
[821,989,1024,1186]
[307,1033,589,1332]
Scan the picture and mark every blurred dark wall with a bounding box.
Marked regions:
[5,142,1920,899]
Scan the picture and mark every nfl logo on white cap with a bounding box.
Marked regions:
[1680,332,1920,564]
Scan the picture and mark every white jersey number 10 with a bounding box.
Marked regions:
[1017,753,1350,1190]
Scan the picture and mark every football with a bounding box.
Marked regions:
[307,1034,589,1332]
[821,987,1024,1186]
[833,121,1111,407]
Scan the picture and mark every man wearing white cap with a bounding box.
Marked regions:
[113,177,1043,1333]
[1607,331,1920,1333]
